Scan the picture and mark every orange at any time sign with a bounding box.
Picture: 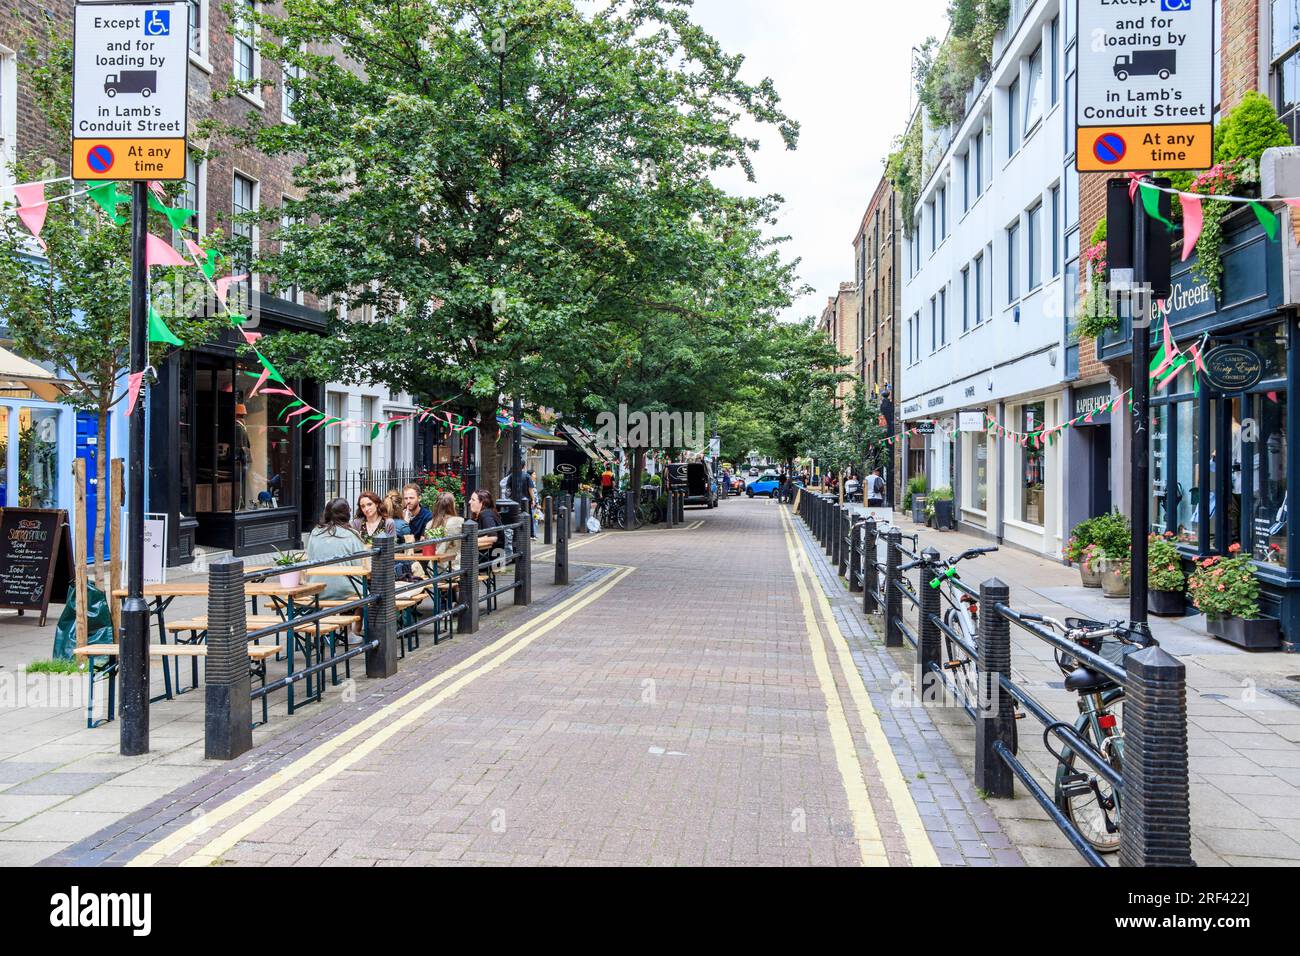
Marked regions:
[1075,124,1213,173]
[72,138,185,180]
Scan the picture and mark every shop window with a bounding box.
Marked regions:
[16,408,58,508]
[1151,404,1171,534]
[1252,391,1287,566]
[968,433,988,512]
[1020,402,1045,525]
[0,407,8,504]
[193,357,295,513]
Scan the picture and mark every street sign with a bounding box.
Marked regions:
[72,2,189,180]
[1076,0,1213,172]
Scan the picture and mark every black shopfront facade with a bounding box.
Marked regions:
[1098,207,1298,648]
[150,296,327,567]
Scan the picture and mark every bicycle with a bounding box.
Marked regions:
[595,491,651,530]
[854,518,919,612]
[1015,614,1154,854]
[900,546,998,692]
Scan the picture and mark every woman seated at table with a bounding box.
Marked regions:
[352,490,396,542]
[427,492,464,569]
[305,498,369,601]
[385,490,413,538]
[469,489,504,559]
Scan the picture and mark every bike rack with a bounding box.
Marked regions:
[795,502,1194,868]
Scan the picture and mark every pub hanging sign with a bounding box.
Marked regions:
[1202,346,1264,392]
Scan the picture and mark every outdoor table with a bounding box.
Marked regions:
[112,581,324,698]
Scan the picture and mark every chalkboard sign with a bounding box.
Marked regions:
[0,508,71,626]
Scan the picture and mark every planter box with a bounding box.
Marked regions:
[933,499,954,531]
[1100,566,1130,599]
[1079,564,1102,588]
[911,496,927,524]
[1206,615,1281,650]
[1148,588,1186,617]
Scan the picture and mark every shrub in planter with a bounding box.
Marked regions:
[927,486,954,530]
[1188,545,1280,648]
[272,548,305,588]
[1147,532,1187,616]
[1099,553,1130,599]
[903,475,927,513]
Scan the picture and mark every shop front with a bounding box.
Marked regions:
[1061,380,1113,538]
[1097,207,1299,643]
[149,297,327,566]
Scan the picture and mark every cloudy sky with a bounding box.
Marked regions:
[688,0,952,323]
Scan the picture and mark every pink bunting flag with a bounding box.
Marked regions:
[259,388,294,395]
[145,232,188,267]
[239,328,262,346]
[124,371,145,417]
[1180,194,1203,261]
[1187,340,1208,374]
[215,274,248,306]
[183,238,206,261]
[246,367,272,398]
[148,181,168,201]
[284,405,314,419]
[13,183,48,248]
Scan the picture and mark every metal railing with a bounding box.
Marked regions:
[793,492,1194,868]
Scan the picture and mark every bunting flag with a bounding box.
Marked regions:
[148,181,168,201]
[277,400,304,419]
[13,183,48,248]
[246,366,272,399]
[253,351,286,385]
[1140,183,1174,230]
[215,274,248,306]
[1180,193,1203,261]
[1251,201,1279,240]
[145,233,188,267]
[147,306,184,347]
[146,190,196,232]
[124,371,145,417]
[86,182,131,224]
[297,414,325,429]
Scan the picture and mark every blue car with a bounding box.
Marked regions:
[746,471,782,497]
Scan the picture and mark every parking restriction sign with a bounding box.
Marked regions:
[1075,0,1213,172]
[72,2,189,180]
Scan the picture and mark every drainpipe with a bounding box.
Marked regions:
[996,400,1006,544]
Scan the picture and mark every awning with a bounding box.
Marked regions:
[0,346,73,402]
[559,423,616,463]
[497,415,567,448]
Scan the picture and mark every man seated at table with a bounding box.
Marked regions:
[401,483,433,540]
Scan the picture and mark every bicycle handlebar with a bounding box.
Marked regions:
[899,545,999,575]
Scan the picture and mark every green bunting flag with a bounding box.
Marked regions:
[298,414,324,428]
[1139,184,1174,231]
[1250,201,1279,241]
[87,182,131,225]
[146,191,196,232]
[370,423,382,442]
[201,248,220,280]
[254,351,286,385]
[147,307,184,347]
[321,417,343,429]
[228,313,248,326]
[278,399,304,420]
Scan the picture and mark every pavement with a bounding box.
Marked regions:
[0,496,1293,866]
[834,499,1300,866]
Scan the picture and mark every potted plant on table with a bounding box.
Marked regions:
[272,548,306,588]
[422,524,447,558]
[1188,545,1281,649]
[1147,532,1187,616]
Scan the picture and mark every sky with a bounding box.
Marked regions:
[687,0,952,323]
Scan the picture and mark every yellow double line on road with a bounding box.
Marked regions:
[127,565,635,867]
[778,505,939,868]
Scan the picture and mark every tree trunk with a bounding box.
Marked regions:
[93,404,109,593]
[626,447,644,528]
[476,398,501,500]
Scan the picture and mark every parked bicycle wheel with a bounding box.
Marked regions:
[1054,710,1123,854]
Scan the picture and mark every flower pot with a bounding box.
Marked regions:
[421,542,438,557]
[1100,564,1130,599]
[1205,615,1281,650]
[911,496,927,524]
[1079,564,1103,588]
[933,499,954,531]
[1148,588,1186,617]
[279,570,301,588]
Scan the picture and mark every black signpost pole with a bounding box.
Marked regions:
[120,181,150,756]
[1129,180,1152,630]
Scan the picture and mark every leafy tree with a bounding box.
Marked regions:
[752,320,849,472]
[230,0,799,486]
[0,35,218,590]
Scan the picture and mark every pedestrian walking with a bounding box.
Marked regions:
[866,467,886,509]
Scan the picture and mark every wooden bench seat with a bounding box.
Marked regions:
[164,614,359,634]
[73,643,280,661]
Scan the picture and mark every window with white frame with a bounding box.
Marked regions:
[172,151,203,250]
[961,265,970,332]
[939,286,947,345]
[1027,202,1042,290]
[279,196,302,304]
[232,172,258,308]
[282,52,302,122]
[1024,44,1044,131]
[1006,220,1020,303]
[360,396,375,472]
[1050,16,1060,105]
[929,296,937,352]
[1007,77,1020,156]
[1272,0,1300,138]
[1050,184,1061,277]
[973,253,984,327]
[937,185,946,239]
[187,0,208,61]
[326,392,343,481]
[961,152,970,212]
[233,0,258,86]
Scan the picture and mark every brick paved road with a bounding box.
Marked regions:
[49,498,1021,867]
